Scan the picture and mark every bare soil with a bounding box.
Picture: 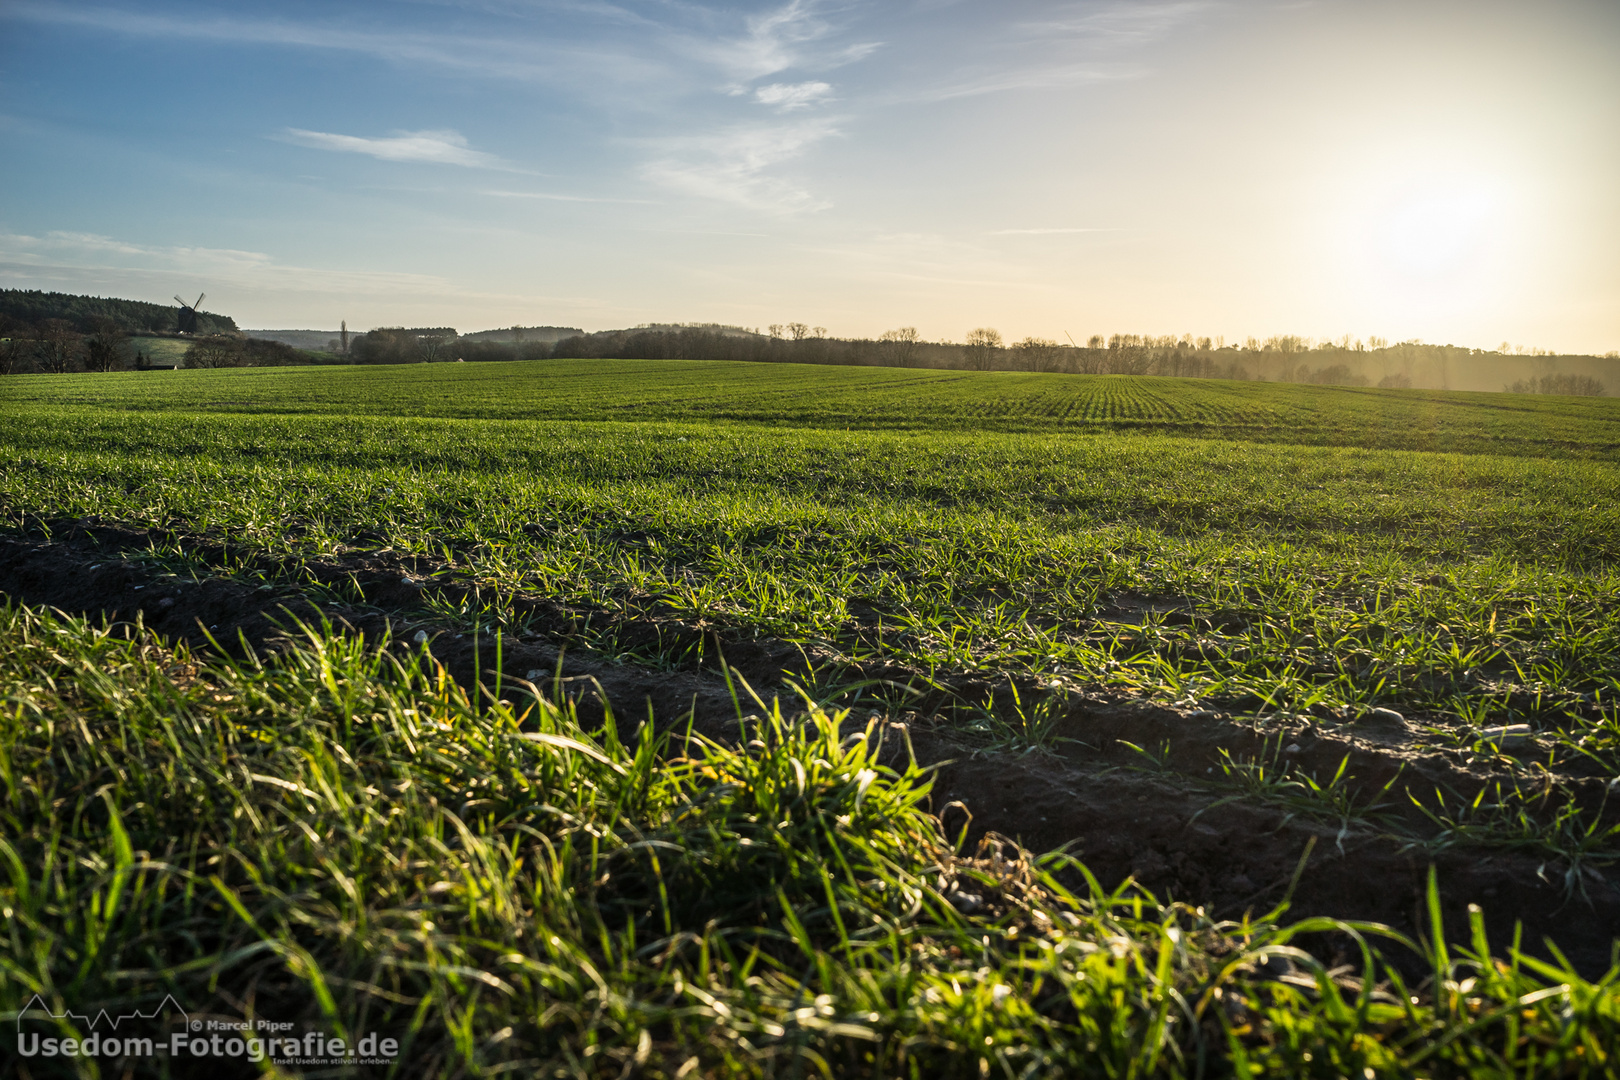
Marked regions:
[3,519,1617,977]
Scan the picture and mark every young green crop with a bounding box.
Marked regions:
[5,361,1620,1072]
[5,358,1620,457]
[3,402,1616,755]
[2,601,1616,1077]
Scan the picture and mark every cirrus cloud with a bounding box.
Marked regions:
[754,81,834,110]
[279,128,505,168]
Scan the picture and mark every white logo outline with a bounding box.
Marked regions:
[14,994,190,1032]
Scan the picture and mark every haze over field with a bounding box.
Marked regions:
[1,1,1617,351]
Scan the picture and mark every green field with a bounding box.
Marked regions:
[3,360,1619,1076]
[125,335,190,366]
[8,357,1620,456]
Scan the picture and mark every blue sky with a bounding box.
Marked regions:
[2,1,1617,351]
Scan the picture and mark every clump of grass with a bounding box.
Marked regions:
[1408,780,1620,898]
[1203,738,1404,834]
[967,681,1076,756]
[2,600,1617,1077]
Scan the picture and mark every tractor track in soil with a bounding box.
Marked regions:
[3,518,1618,977]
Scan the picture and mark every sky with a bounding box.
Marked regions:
[1,0,1617,351]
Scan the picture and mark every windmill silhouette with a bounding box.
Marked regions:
[174,292,206,334]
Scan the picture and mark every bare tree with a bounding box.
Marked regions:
[416,329,457,363]
[878,326,920,367]
[786,322,810,342]
[36,319,81,373]
[0,328,33,375]
[83,319,129,372]
[184,335,244,369]
[1013,336,1059,372]
[963,327,1003,370]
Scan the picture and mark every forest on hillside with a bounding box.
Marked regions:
[0,289,237,336]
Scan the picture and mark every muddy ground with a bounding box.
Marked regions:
[4,520,1618,978]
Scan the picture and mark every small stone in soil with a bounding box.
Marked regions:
[1479,724,1533,743]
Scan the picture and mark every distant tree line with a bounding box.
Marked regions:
[0,289,236,335]
[458,325,583,344]
[177,336,309,369]
[0,322,307,375]
[3,288,1612,395]
[330,323,1614,397]
[531,327,1613,395]
[348,327,553,365]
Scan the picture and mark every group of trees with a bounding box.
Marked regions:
[458,325,583,345]
[0,289,258,375]
[180,335,307,369]
[1505,373,1608,397]
[348,327,554,365]
[0,319,308,375]
[0,318,143,375]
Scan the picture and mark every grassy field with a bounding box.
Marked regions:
[3,359,1619,1075]
[6,357,1620,457]
[126,335,189,366]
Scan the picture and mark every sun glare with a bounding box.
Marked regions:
[1380,183,1498,276]
[1320,164,1527,329]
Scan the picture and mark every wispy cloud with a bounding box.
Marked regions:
[1018,1,1218,44]
[906,64,1141,103]
[894,0,1211,103]
[754,81,834,110]
[641,119,840,213]
[989,227,1117,235]
[0,230,421,293]
[280,128,504,168]
[711,0,834,80]
[481,189,656,205]
[0,2,651,88]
